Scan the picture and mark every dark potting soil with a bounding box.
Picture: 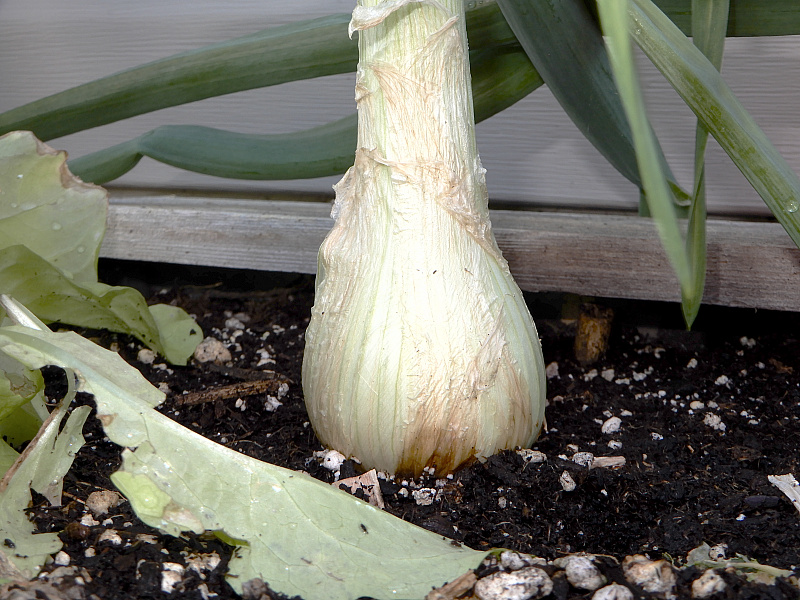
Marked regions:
[9,266,800,600]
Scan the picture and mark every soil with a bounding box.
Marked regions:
[5,261,800,600]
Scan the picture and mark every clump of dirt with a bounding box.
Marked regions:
[10,268,800,599]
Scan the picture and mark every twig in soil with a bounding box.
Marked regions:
[203,363,292,383]
[175,379,287,406]
[425,570,477,600]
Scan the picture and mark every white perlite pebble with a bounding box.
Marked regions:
[592,456,626,469]
[559,471,577,492]
[53,551,71,566]
[185,552,222,576]
[691,570,727,599]
[264,395,283,412]
[412,488,438,506]
[137,348,156,364]
[739,336,756,348]
[592,583,634,600]
[256,348,275,366]
[572,452,595,468]
[545,362,560,379]
[500,551,543,571]
[474,567,553,600]
[686,358,698,368]
[601,369,615,382]
[161,562,186,594]
[714,374,730,386]
[224,317,246,330]
[315,449,345,473]
[86,490,123,516]
[193,337,232,364]
[80,514,99,527]
[517,449,547,464]
[97,529,123,546]
[554,555,606,591]
[703,413,727,432]
[622,555,677,598]
[708,543,727,560]
[601,417,622,435]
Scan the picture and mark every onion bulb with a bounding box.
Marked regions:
[302,0,545,476]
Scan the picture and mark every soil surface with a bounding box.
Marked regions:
[6,263,800,600]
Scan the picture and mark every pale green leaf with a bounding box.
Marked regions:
[0,131,106,283]
[0,351,44,422]
[0,246,202,365]
[0,440,19,477]
[0,403,44,450]
[0,403,90,578]
[0,325,488,599]
[28,370,82,506]
[0,132,203,364]
[681,0,729,326]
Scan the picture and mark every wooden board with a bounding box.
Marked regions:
[102,193,800,312]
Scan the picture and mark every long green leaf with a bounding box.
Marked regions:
[497,0,692,211]
[629,0,800,248]
[597,0,694,297]
[0,15,356,142]
[69,46,543,184]
[0,4,521,143]
[681,0,729,326]
[651,0,800,36]
[3,0,798,145]
[498,0,625,185]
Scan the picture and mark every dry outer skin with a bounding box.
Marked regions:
[301,0,545,476]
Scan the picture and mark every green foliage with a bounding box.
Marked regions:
[0,318,488,599]
[69,45,543,184]
[496,0,685,199]
[594,0,800,324]
[0,131,202,364]
[0,400,90,578]
[3,2,797,322]
[627,0,800,248]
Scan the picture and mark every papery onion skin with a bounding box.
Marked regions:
[302,0,545,477]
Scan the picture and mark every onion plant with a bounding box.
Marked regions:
[301,0,545,476]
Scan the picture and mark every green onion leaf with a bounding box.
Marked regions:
[629,0,800,248]
[69,45,542,184]
[597,0,694,307]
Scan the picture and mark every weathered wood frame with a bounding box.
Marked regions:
[102,192,800,312]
